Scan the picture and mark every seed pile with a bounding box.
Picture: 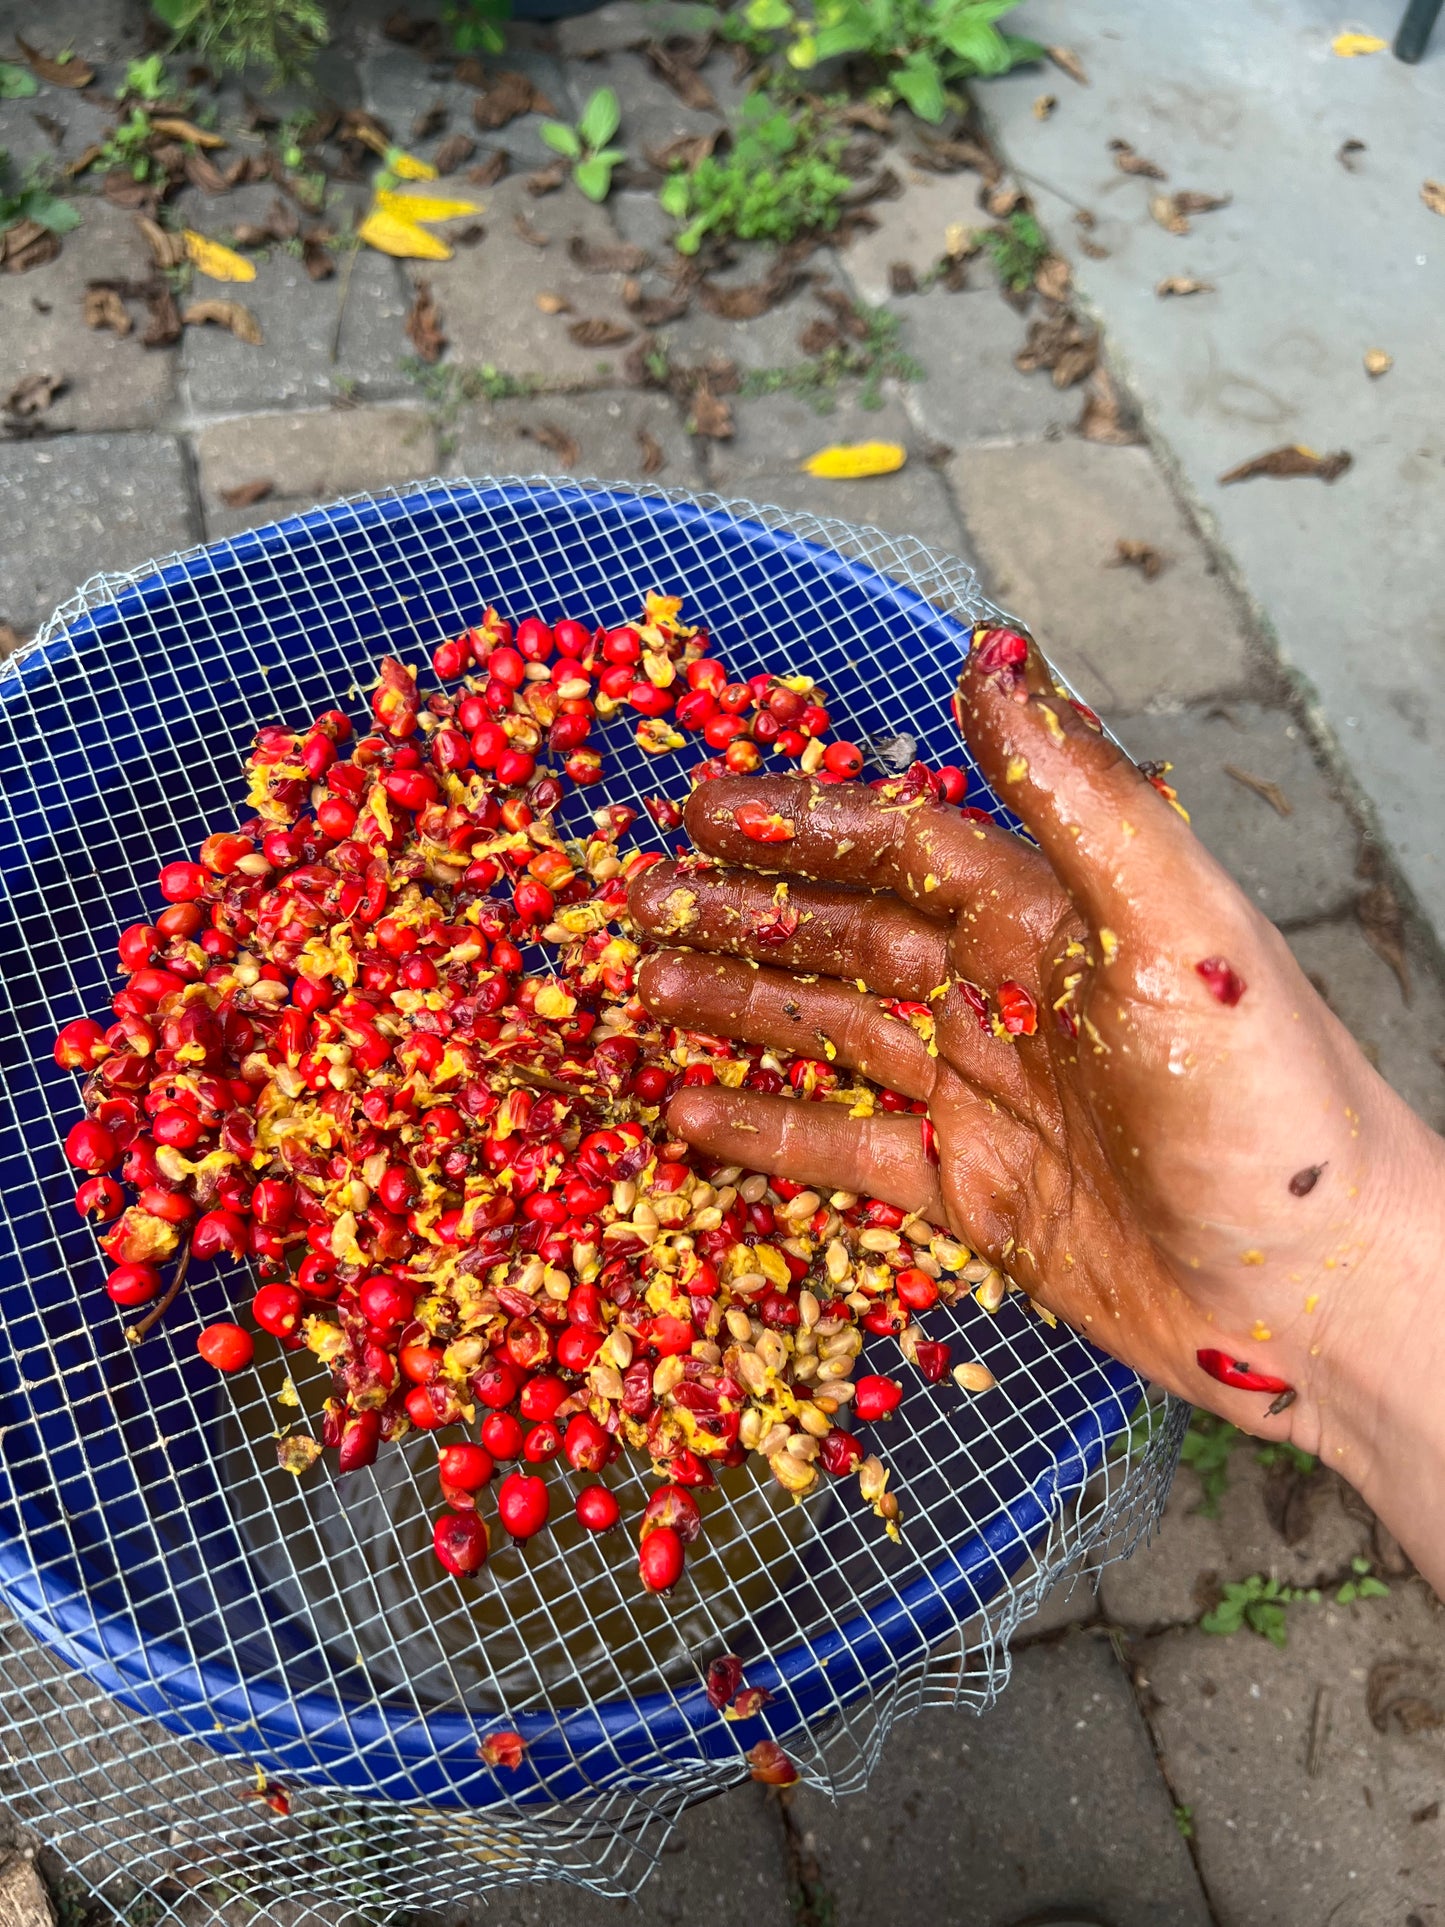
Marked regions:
[53,595,1002,1595]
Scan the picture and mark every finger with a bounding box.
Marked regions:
[665,1089,944,1221]
[682,773,1066,943]
[955,624,1241,945]
[639,950,936,1098]
[629,859,950,997]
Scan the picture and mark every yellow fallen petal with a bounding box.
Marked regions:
[1331,30,1387,53]
[800,441,907,480]
[376,187,483,223]
[389,147,439,180]
[357,207,453,260]
[183,230,257,283]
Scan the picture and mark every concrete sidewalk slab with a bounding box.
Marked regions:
[194,406,439,540]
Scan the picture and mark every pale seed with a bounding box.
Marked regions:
[954,1360,996,1393]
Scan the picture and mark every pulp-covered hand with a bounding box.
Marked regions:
[628,627,1445,1576]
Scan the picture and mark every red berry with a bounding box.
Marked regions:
[432,637,470,680]
[152,1107,202,1151]
[75,1175,124,1221]
[823,740,863,778]
[563,1412,610,1473]
[197,1322,254,1372]
[64,1120,117,1174]
[519,1374,568,1421]
[819,1428,864,1476]
[106,1262,161,1307]
[523,1420,561,1463]
[497,1470,549,1538]
[495,747,535,787]
[158,860,207,902]
[516,616,554,661]
[433,1509,490,1576]
[439,1443,494,1491]
[575,1484,621,1532]
[853,1374,903,1422]
[513,878,554,925]
[54,1018,110,1069]
[481,1411,526,1459]
[896,1267,939,1311]
[252,1282,302,1339]
[640,1483,701,1544]
[359,1275,415,1330]
[489,646,525,688]
[191,1209,248,1263]
[638,1524,685,1592]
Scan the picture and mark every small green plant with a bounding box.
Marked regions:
[1179,1410,1240,1517]
[1173,1805,1194,1840]
[0,149,81,234]
[1254,1439,1316,1475]
[150,0,329,82]
[95,108,157,180]
[660,95,849,253]
[737,0,1043,121]
[742,302,922,411]
[1200,1572,1319,1648]
[1335,1555,1389,1605]
[0,60,38,98]
[442,0,511,55]
[983,207,1049,291]
[540,87,626,203]
[122,54,173,101]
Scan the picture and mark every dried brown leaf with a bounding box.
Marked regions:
[17,37,94,88]
[433,133,477,176]
[525,161,567,196]
[1078,236,1110,260]
[1222,763,1292,816]
[83,286,132,336]
[1034,253,1071,302]
[1014,310,1098,388]
[301,234,335,280]
[404,278,446,363]
[985,181,1022,217]
[1367,1660,1442,1736]
[1048,44,1088,84]
[645,39,717,111]
[646,130,719,173]
[102,170,158,214]
[569,236,649,275]
[134,214,186,270]
[1337,138,1366,170]
[151,115,225,150]
[1109,138,1166,180]
[689,382,733,440]
[1356,880,1410,1001]
[623,285,690,326]
[1150,190,1230,236]
[1107,538,1167,581]
[455,55,487,85]
[888,261,918,296]
[468,150,509,187]
[411,99,447,141]
[698,262,802,319]
[909,132,997,179]
[473,72,554,131]
[4,371,66,418]
[1156,275,1213,297]
[142,285,182,348]
[219,478,274,510]
[1149,193,1188,235]
[1,219,62,273]
[1422,179,1445,217]
[797,317,841,356]
[567,316,634,348]
[519,420,580,468]
[838,100,895,135]
[1218,444,1352,485]
[1032,94,1057,120]
[513,213,550,249]
[637,428,666,476]
[182,298,263,344]
[1077,367,1139,444]
[1176,190,1231,214]
[536,291,572,315]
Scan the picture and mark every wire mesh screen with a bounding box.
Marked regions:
[0,478,1183,1919]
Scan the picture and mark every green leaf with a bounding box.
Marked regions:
[1335,1581,1358,1605]
[999,31,1049,67]
[539,120,582,158]
[675,213,711,254]
[746,0,795,27]
[23,188,82,234]
[574,153,616,203]
[892,50,948,122]
[1358,1576,1390,1598]
[150,0,204,27]
[578,85,621,151]
[0,62,39,98]
[1247,1601,1289,1647]
[939,15,1010,73]
[1199,1599,1243,1636]
[659,172,692,218]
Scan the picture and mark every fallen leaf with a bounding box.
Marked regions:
[623,284,690,326]
[301,234,335,279]
[1110,138,1166,180]
[1222,763,1291,816]
[1107,538,1166,580]
[358,208,452,260]
[1,219,62,273]
[1337,138,1366,170]
[389,149,439,182]
[1218,444,1352,484]
[536,291,572,314]
[637,428,665,475]
[101,170,158,215]
[83,286,132,335]
[142,284,182,348]
[1015,310,1098,388]
[519,420,580,468]
[570,236,649,275]
[798,317,841,355]
[433,133,476,175]
[1363,347,1392,377]
[838,100,895,134]
[1176,190,1232,214]
[17,37,93,88]
[1367,1659,1442,1735]
[182,298,263,344]
[219,478,274,509]
[1156,275,1213,296]
[384,9,443,52]
[889,261,919,296]
[1422,179,1445,217]
[405,278,446,363]
[689,383,733,440]
[473,71,554,131]
[1034,253,1071,302]
[646,130,720,173]
[801,441,906,479]
[151,116,226,149]
[4,371,66,417]
[134,214,186,270]
[1332,30,1387,54]
[183,230,257,283]
[411,98,447,141]
[1048,45,1088,84]
[468,150,509,187]
[645,38,717,112]
[699,260,803,319]
[526,162,567,196]
[1077,367,1139,444]
[376,188,482,224]
[1150,190,1230,234]
[1356,880,1410,1001]
[985,181,1022,217]
[513,213,549,249]
[910,132,998,179]
[1079,237,1110,260]
[567,316,633,347]
[1033,94,1057,120]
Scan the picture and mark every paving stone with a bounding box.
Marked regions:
[194,405,439,540]
[408,173,640,387]
[1137,1581,1445,1926]
[0,200,178,431]
[838,166,988,309]
[712,462,974,564]
[450,388,702,487]
[1100,1447,1373,1633]
[180,212,414,415]
[0,433,197,637]
[947,440,1257,716]
[1287,920,1445,1134]
[577,47,733,166]
[793,1632,1211,1927]
[0,73,125,176]
[893,287,1077,447]
[360,44,577,169]
[556,1,717,58]
[1113,704,1360,926]
[467,1783,792,1926]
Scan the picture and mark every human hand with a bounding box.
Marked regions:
[628,627,1445,1587]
